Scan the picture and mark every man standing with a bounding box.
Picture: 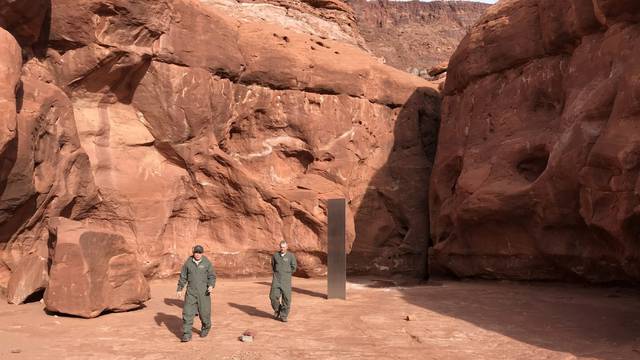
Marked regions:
[176,245,216,342]
[269,240,297,322]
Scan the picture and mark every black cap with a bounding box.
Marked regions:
[192,245,204,254]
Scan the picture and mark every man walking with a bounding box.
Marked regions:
[176,245,216,342]
[269,240,297,322]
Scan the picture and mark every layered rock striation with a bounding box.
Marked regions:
[349,0,489,78]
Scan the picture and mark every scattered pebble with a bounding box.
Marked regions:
[405,315,417,321]
[10,349,21,354]
[240,335,253,343]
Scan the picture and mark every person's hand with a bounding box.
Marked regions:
[207,286,213,293]
[177,290,184,299]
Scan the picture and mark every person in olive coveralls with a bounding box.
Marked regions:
[176,245,216,342]
[269,240,297,322]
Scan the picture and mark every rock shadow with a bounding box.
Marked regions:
[399,280,640,360]
[350,87,440,278]
[42,303,147,318]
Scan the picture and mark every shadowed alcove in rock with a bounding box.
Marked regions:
[349,87,440,279]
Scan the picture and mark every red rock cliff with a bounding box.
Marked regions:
[430,0,640,282]
[349,0,489,77]
[0,0,440,313]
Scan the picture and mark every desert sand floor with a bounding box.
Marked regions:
[1,277,639,360]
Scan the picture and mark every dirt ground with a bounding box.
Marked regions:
[1,277,639,360]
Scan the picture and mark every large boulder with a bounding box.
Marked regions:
[0,28,21,157]
[430,0,640,282]
[44,218,150,318]
[7,253,48,304]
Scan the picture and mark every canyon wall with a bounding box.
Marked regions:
[349,0,489,78]
[430,0,640,282]
[0,0,440,313]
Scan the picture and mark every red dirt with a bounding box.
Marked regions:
[1,277,639,359]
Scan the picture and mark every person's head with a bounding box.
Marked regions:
[192,245,204,260]
[279,241,288,254]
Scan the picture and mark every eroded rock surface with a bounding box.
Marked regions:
[430,0,640,282]
[0,27,21,158]
[7,253,48,304]
[204,0,365,47]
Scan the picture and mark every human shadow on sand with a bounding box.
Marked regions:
[155,312,202,339]
[154,312,184,339]
[255,281,326,299]
[156,298,202,339]
[228,302,274,319]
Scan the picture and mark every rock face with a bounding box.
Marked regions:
[7,253,48,304]
[44,218,150,318]
[208,0,489,81]
[349,0,489,78]
[0,67,99,291]
[0,0,50,48]
[430,0,640,282]
[0,0,440,309]
[205,0,366,47]
[0,27,21,160]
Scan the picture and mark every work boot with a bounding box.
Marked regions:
[280,317,288,323]
[181,335,192,342]
[200,327,210,338]
[274,309,280,319]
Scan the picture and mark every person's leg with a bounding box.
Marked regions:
[197,292,212,337]
[182,293,197,341]
[279,285,291,321]
[269,284,283,317]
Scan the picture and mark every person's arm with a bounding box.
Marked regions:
[290,254,297,273]
[271,254,276,272]
[207,261,217,289]
[176,262,188,297]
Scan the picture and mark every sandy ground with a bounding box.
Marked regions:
[1,277,639,360]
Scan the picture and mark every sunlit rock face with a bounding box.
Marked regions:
[0,0,441,308]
